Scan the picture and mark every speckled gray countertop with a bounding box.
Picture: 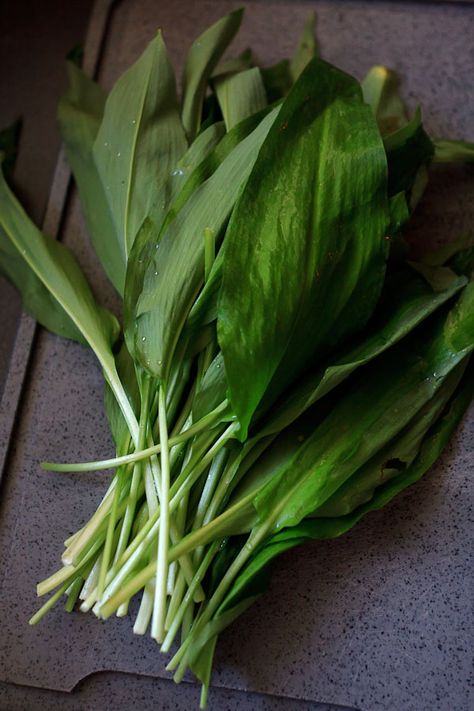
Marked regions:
[0,1,473,710]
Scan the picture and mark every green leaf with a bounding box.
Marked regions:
[314,360,466,516]
[0,165,140,438]
[212,48,254,79]
[433,137,474,164]
[93,32,187,260]
[212,356,474,621]
[130,106,280,382]
[384,108,434,198]
[0,163,118,348]
[0,120,21,182]
[192,353,230,422]
[254,283,474,532]
[58,62,125,293]
[215,67,267,131]
[181,9,244,142]
[255,265,467,439]
[218,58,389,439]
[290,12,318,82]
[361,65,408,135]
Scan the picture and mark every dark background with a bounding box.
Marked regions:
[0,0,94,394]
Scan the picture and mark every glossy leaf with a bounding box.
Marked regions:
[181,9,244,141]
[58,62,125,293]
[215,67,267,131]
[211,357,474,624]
[254,283,474,532]
[218,58,389,438]
[130,106,280,382]
[93,32,187,261]
[255,265,467,439]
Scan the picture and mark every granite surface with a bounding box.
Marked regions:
[0,1,473,710]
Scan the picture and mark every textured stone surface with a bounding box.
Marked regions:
[0,1,473,711]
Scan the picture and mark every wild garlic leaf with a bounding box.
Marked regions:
[93,31,187,261]
[212,358,474,623]
[254,265,467,440]
[218,58,389,439]
[290,12,318,82]
[130,106,280,382]
[254,283,474,532]
[361,66,408,135]
[58,62,125,293]
[215,67,267,131]
[181,9,244,142]
[0,163,119,354]
[314,361,465,517]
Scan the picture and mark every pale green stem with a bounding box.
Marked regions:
[152,384,171,643]
[43,400,229,473]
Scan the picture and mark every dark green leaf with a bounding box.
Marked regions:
[254,283,474,532]
[254,265,466,440]
[384,108,434,198]
[218,58,389,438]
[181,9,244,141]
[261,60,292,102]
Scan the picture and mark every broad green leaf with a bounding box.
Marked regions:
[314,361,466,516]
[0,120,21,182]
[290,12,318,82]
[254,266,467,439]
[384,108,434,198]
[433,137,474,164]
[58,62,125,293]
[218,58,389,438]
[211,357,474,622]
[124,108,275,366]
[93,32,187,260]
[181,9,244,141]
[361,65,408,135]
[0,163,118,348]
[254,283,474,532]
[215,67,267,131]
[130,106,280,382]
